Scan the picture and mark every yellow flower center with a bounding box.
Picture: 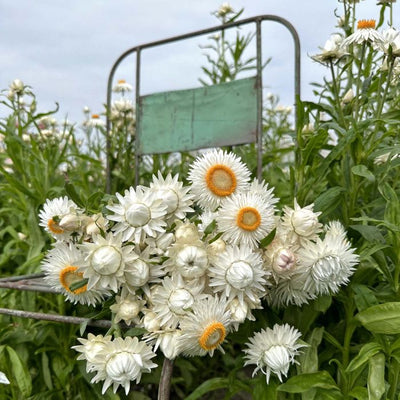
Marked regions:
[47,218,64,234]
[91,114,100,119]
[205,164,237,197]
[198,322,226,351]
[357,19,376,30]
[59,266,87,294]
[236,207,261,231]
[118,79,126,84]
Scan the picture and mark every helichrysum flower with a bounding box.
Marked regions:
[217,191,276,249]
[341,19,384,49]
[280,199,322,245]
[244,324,305,383]
[42,242,109,306]
[188,149,251,211]
[148,172,194,223]
[91,336,157,395]
[179,296,232,357]
[216,2,234,17]
[311,34,346,64]
[87,114,105,128]
[110,288,145,325]
[79,233,137,292]
[144,329,183,360]
[152,274,206,329]
[166,242,210,280]
[112,79,133,93]
[208,244,268,307]
[298,221,359,295]
[39,196,79,241]
[0,371,9,385]
[382,27,400,56]
[265,266,315,308]
[107,185,168,243]
[72,333,113,373]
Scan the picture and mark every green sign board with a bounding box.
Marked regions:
[137,77,258,155]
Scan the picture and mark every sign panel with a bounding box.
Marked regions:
[137,77,258,155]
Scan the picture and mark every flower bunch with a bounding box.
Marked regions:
[38,149,359,393]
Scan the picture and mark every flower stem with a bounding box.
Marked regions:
[329,60,347,128]
[158,357,174,400]
[354,43,366,123]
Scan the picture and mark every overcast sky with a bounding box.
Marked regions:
[0,0,397,126]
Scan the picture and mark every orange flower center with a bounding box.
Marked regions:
[118,79,126,84]
[59,266,87,294]
[198,322,226,351]
[91,114,100,119]
[236,207,261,231]
[205,165,237,197]
[47,218,64,234]
[357,19,376,30]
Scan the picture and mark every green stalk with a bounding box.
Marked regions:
[354,42,366,123]
[376,57,395,120]
[329,60,347,128]
[388,357,400,400]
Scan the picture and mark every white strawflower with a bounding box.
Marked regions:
[112,79,133,93]
[280,199,322,244]
[266,269,315,308]
[110,289,145,326]
[166,242,209,280]
[298,222,359,295]
[148,172,194,223]
[311,33,346,64]
[248,179,279,206]
[208,245,267,306]
[0,371,9,385]
[92,336,157,395]
[341,20,384,49]
[107,185,167,243]
[144,329,183,360]
[152,275,206,329]
[42,242,109,306]
[382,27,400,56]
[38,196,79,241]
[188,149,251,211]
[79,233,137,292]
[217,191,276,249]
[87,114,105,128]
[72,333,113,373]
[244,324,306,383]
[179,296,232,357]
[217,2,234,17]
[123,245,165,295]
[174,221,201,244]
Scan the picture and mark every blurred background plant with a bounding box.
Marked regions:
[0,0,400,398]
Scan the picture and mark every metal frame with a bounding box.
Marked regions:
[105,15,301,192]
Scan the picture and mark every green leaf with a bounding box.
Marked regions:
[277,371,339,393]
[349,225,385,243]
[351,165,375,182]
[64,182,85,208]
[356,302,400,334]
[299,327,324,374]
[348,386,368,400]
[313,186,345,216]
[352,284,379,312]
[260,228,276,248]
[6,346,32,397]
[41,352,53,390]
[368,353,386,400]
[185,377,249,400]
[346,342,383,373]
